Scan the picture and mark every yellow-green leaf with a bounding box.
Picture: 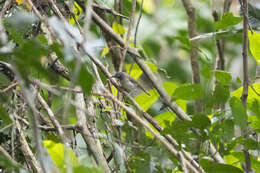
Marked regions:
[43,140,79,173]
[145,61,157,72]
[137,0,155,14]
[125,63,143,80]
[135,89,159,111]
[16,0,22,5]
[112,22,126,35]
[232,83,260,112]
[248,31,260,65]
[101,47,109,57]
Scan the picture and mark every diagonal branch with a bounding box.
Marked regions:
[91,9,225,163]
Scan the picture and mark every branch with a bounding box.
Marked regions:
[14,117,42,173]
[37,92,71,147]
[240,0,252,172]
[96,91,202,173]
[74,87,111,173]
[181,0,201,112]
[90,9,224,164]
[84,48,204,172]
[118,0,136,72]
[0,145,26,170]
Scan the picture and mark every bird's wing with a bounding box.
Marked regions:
[128,74,150,96]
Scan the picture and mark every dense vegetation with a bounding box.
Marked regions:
[0,0,260,173]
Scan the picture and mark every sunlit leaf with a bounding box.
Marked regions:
[232,83,260,113]
[163,81,178,96]
[16,0,23,5]
[232,152,260,172]
[101,47,109,57]
[224,155,242,169]
[43,140,79,173]
[248,116,260,133]
[215,12,243,30]
[154,111,176,129]
[112,22,126,35]
[248,31,260,64]
[125,61,156,80]
[125,63,143,80]
[145,61,157,72]
[135,89,159,111]
[137,0,155,14]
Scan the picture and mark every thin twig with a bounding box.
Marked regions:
[118,0,137,72]
[88,10,224,163]
[96,91,202,173]
[37,92,71,147]
[134,0,143,47]
[14,116,42,173]
[0,82,18,93]
[0,145,26,170]
[249,84,260,96]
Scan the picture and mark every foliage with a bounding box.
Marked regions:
[0,1,260,173]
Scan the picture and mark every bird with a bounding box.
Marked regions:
[111,72,150,96]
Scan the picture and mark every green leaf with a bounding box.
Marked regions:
[232,152,260,172]
[163,81,178,96]
[201,159,243,173]
[125,63,143,80]
[142,38,161,57]
[223,120,234,142]
[215,12,243,30]
[112,22,126,35]
[162,120,192,143]
[248,31,260,65]
[251,99,260,117]
[73,165,103,173]
[0,106,12,126]
[137,0,155,14]
[173,36,192,48]
[200,64,212,79]
[237,138,260,150]
[145,61,157,72]
[43,140,79,173]
[14,40,49,85]
[0,154,19,172]
[214,70,232,86]
[191,114,211,130]
[154,111,176,129]
[229,97,247,130]
[248,116,260,133]
[135,89,159,111]
[213,84,230,103]
[172,84,203,100]
[232,83,260,114]
[77,66,94,94]
[50,42,64,60]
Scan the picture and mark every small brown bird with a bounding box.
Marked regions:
[112,72,150,96]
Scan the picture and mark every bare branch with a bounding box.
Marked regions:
[240,0,252,172]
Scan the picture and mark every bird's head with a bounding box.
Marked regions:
[111,72,125,80]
